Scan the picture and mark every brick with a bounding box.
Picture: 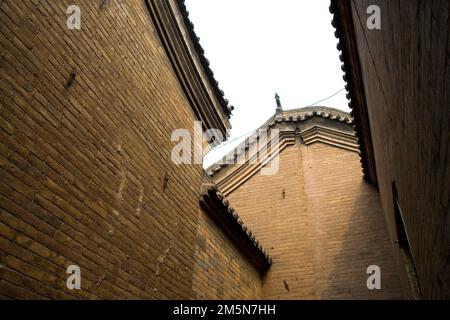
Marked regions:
[225,141,403,299]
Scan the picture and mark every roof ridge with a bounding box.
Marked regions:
[206,106,354,175]
[283,105,351,115]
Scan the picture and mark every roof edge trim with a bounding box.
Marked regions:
[144,0,231,136]
[330,0,378,186]
[200,183,272,273]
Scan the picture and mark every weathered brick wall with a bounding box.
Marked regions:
[226,141,403,299]
[193,207,262,299]
[349,0,450,299]
[0,0,260,299]
[0,0,200,299]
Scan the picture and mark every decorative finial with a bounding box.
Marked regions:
[275,93,283,117]
[275,93,282,108]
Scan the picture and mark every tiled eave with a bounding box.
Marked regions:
[177,0,233,118]
[208,110,360,196]
[200,183,272,273]
[144,0,232,137]
[207,106,356,177]
[330,0,378,187]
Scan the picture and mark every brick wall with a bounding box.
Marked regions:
[349,0,450,299]
[226,141,403,299]
[193,207,262,299]
[0,0,260,299]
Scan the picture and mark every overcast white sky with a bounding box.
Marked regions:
[184,0,349,167]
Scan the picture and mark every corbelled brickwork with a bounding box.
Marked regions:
[0,1,260,299]
[225,140,403,299]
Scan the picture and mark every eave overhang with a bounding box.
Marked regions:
[145,0,232,137]
[207,107,359,191]
[329,0,378,187]
[200,183,272,273]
